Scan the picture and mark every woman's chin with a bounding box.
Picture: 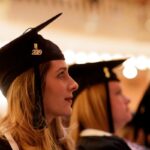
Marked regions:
[60,107,72,117]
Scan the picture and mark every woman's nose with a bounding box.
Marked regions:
[124,95,131,104]
[70,77,79,92]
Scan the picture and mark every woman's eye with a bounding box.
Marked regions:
[58,71,65,78]
[117,90,122,95]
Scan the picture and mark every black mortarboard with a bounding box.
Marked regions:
[0,12,64,96]
[0,13,64,129]
[69,59,125,98]
[69,59,126,133]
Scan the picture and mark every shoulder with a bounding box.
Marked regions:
[0,137,12,150]
[76,136,131,150]
[76,129,131,150]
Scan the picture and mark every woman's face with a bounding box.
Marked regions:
[43,60,78,123]
[109,81,132,130]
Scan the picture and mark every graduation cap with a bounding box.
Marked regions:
[0,12,64,96]
[0,13,64,128]
[69,59,125,98]
[69,59,126,133]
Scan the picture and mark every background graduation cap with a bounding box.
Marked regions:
[69,59,126,133]
[0,12,64,129]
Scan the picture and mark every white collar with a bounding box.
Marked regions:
[80,129,112,137]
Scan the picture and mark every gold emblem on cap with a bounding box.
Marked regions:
[32,43,42,55]
[103,67,110,78]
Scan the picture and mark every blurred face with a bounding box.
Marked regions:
[43,60,78,123]
[109,81,132,131]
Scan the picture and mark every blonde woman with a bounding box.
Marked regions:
[119,84,150,150]
[69,60,132,150]
[0,13,78,150]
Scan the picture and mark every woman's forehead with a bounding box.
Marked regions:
[50,60,67,70]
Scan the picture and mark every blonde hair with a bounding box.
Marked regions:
[69,84,109,144]
[0,62,74,150]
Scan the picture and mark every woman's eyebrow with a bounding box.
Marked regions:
[56,67,67,72]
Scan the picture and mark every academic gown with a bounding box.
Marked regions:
[0,138,12,150]
[76,129,131,150]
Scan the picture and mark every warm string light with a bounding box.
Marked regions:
[64,50,150,79]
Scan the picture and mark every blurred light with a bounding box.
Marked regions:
[135,56,149,70]
[63,50,76,65]
[87,52,100,62]
[123,66,138,79]
[147,59,150,69]
[111,54,124,59]
[99,53,112,61]
[75,52,88,64]
[0,40,8,48]
[0,91,7,117]
[123,57,136,67]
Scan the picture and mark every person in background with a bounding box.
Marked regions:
[68,59,133,150]
[0,13,78,150]
[119,83,150,149]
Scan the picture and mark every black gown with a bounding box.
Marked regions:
[0,138,12,150]
[76,135,132,150]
